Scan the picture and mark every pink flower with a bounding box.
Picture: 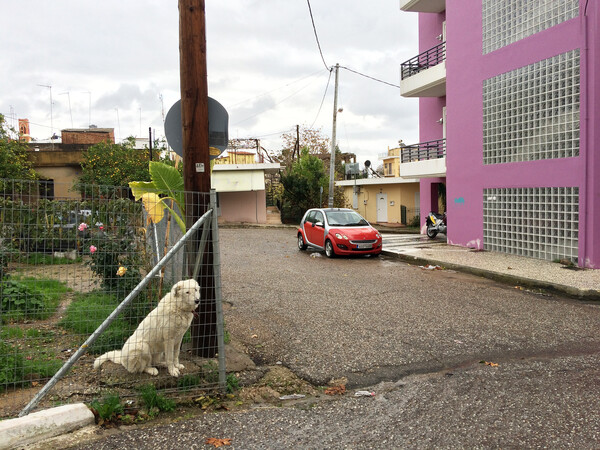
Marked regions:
[78,223,88,232]
[99,225,104,231]
[89,245,97,254]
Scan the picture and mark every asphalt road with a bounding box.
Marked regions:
[65,228,600,449]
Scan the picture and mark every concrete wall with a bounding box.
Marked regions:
[218,190,267,224]
[61,129,114,145]
[34,167,81,199]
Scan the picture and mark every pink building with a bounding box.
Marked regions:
[399,0,599,268]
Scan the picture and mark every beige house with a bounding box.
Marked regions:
[211,163,281,224]
[336,177,420,225]
[27,128,115,199]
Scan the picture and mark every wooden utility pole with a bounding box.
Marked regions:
[179,0,216,357]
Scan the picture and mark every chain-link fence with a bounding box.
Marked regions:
[0,179,225,419]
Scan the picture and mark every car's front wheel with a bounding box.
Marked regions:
[325,239,336,258]
[298,233,307,250]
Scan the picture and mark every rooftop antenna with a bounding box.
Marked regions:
[38,84,53,146]
[159,93,165,122]
[115,108,121,142]
[81,91,91,127]
[8,105,15,131]
[59,92,73,127]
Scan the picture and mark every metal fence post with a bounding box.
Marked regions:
[210,190,227,391]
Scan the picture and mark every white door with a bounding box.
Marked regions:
[376,194,388,223]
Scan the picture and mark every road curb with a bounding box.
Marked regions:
[383,250,600,302]
[0,403,95,450]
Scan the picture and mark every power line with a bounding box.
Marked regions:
[250,127,295,138]
[232,73,325,126]
[306,0,330,71]
[227,69,324,109]
[340,65,400,89]
[310,68,333,128]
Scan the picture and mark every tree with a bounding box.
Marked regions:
[78,139,152,187]
[0,114,38,190]
[277,126,331,170]
[75,136,177,194]
[280,148,328,223]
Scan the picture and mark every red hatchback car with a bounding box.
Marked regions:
[297,208,382,258]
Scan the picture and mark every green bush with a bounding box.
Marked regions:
[0,195,144,256]
[90,393,124,422]
[408,215,421,228]
[86,228,147,301]
[177,374,201,391]
[1,280,48,321]
[226,373,240,393]
[138,384,176,414]
[0,277,69,323]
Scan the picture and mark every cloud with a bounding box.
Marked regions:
[1,0,420,162]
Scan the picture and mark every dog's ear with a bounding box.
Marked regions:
[172,283,182,296]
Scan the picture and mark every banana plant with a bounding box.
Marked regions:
[129,161,187,233]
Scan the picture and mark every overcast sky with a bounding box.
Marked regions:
[1,0,419,166]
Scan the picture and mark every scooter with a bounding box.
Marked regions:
[425,211,447,239]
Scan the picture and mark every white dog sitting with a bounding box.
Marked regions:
[94,279,200,377]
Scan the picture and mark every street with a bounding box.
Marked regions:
[65,228,600,449]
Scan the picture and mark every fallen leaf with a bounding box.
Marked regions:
[479,360,499,367]
[205,438,232,448]
[325,385,346,396]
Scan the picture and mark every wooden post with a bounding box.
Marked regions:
[179,0,216,357]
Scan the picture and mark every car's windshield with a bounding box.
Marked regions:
[325,211,368,226]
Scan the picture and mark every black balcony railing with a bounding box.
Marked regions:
[400,42,446,80]
[401,139,446,163]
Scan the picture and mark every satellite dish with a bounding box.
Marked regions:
[364,160,371,168]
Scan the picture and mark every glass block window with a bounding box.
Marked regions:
[483,50,580,165]
[483,187,579,262]
[482,0,579,54]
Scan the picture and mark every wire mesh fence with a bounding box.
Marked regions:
[0,179,225,419]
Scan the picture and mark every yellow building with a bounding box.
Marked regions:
[380,146,402,177]
[213,151,256,165]
[336,177,420,225]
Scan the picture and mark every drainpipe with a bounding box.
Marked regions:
[581,7,589,267]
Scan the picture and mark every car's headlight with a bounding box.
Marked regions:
[335,233,348,240]
[375,233,381,239]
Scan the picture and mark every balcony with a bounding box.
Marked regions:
[399,0,445,13]
[400,42,446,97]
[400,139,446,178]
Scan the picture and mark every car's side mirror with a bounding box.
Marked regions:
[315,221,324,228]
